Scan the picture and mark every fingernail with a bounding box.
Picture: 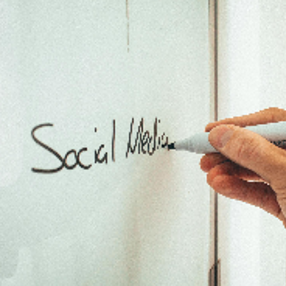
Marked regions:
[210,126,234,149]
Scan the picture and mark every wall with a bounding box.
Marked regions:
[218,1,286,285]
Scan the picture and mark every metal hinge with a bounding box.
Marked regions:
[209,259,221,286]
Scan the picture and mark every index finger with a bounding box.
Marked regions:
[205,107,286,132]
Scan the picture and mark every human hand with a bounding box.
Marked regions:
[200,108,286,227]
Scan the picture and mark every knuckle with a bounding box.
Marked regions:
[234,135,260,164]
[270,171,286,193]
[266,155,286,191]
[263,107,286,122]
[265,107,280,113]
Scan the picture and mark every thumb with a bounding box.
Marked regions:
[208,124,286,193]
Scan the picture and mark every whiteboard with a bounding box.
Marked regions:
[0,1,210,285]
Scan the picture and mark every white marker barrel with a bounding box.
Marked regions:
[174,121,286,154]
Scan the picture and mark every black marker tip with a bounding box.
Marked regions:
[167,143,175,150]
[161,143,175,150]
[162,142,175,150]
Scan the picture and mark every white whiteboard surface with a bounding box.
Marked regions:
[0,1,210,285]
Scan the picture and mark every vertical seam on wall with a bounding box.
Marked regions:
[214,1,219,285]
[209,0,219,285]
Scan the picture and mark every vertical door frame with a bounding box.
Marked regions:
[208,0,220,285]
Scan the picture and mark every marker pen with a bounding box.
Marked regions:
[167,121,286,154]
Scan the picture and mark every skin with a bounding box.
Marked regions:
[200,107,286,227]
